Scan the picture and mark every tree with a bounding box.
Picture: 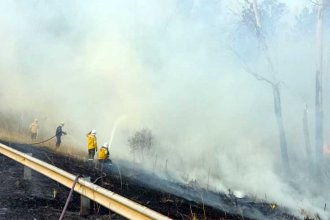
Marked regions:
[293,1,329,171]
[314,0,325,163]
[234,0,289,167]
[128,128,154,160]
[303,104,312,162]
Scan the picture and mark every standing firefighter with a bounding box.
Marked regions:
[87,129,97,162]
[29,119,39,140]
[97,142,111,169]
[55,122,67,147]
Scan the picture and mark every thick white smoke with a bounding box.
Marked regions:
[0,0,329,218]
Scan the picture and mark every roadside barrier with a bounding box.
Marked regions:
[0,143,172,220]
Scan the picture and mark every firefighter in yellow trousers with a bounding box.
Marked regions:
[87,129,97,161]
[97,142,111,170]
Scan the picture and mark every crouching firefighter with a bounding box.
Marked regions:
[97,142,112,170]
[87,129,97,166]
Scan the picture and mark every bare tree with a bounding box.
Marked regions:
[237,0,289,167]
[315,0,325,163]
[128,128,154,160]
[303,104,312,161]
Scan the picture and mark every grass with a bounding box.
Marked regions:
[0,129,87,161]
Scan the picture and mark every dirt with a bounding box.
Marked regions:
[0,141,299,220]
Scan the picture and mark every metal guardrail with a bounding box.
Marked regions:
[0,143,172,220]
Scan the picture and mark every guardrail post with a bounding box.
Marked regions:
[24,153,32,180]
[80,176,91,216]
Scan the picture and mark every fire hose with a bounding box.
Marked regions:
[59,175,82,220]
[31,135,56,145]
[93,172,107,184]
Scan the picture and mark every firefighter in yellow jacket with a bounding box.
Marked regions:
[29,119,39,140]
[97,142,110,169]
[87,129,97,161]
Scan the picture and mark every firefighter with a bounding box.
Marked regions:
[97,142,111,169]
[29,119,39,140]
[87,129,97,161]
[55,122,67,147]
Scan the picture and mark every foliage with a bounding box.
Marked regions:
[128,128,154,155]
[294,5,330,38]
[231,0,287,61]
[240,0,286,36]
[294,7,317,35]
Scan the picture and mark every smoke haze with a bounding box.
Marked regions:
[1,0,330,218]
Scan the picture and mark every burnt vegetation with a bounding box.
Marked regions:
[0,141,298,220]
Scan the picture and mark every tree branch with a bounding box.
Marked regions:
[230,48,274,86]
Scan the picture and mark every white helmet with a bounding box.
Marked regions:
[103,142,109,148]
[60,122,65,126]
[91,129,96,135]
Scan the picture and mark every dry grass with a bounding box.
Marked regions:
[0,130,87,161]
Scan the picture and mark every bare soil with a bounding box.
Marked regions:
[0,141,298,220]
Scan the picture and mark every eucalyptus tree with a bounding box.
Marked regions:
[315,0,326,163]
[295,1,329,165]
[232,0,290,167]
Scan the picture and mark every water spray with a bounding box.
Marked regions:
[107,116,126,192]
[108,115,127,147]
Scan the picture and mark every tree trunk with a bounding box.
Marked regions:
[315,0,324,162]
[303,105,313,175]
[272,84,289,166]
[252,0,261,30]
[303,105,312,159]
[250,0,290,166]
